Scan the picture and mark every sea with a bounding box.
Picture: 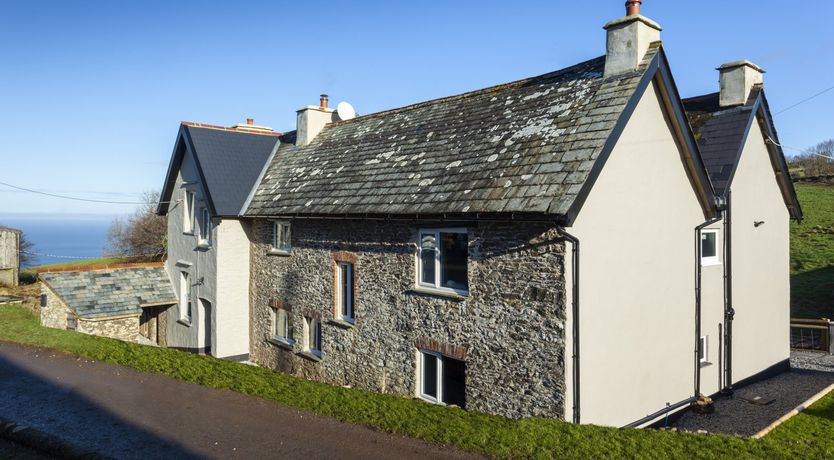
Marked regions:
[0,215,117,267]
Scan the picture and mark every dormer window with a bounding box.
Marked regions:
[271,221,292,254]
[183,191,196,234]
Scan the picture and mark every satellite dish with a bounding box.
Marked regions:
[336,101,356,121]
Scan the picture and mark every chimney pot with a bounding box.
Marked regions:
[625,0,641,16]
[320,94,329,109]
[246,118,254,125]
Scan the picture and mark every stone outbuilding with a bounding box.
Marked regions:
[39,263,176,344]
[0,226,21,286]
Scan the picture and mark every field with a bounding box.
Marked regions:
[791,184,834,319]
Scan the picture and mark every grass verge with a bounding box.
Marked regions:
[0,304,833,459]
[791,184,834,318]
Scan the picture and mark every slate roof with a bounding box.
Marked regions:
[159,124,281,217]
[41,266,176,319]
[683,89,759,196]
[247,47,662,219]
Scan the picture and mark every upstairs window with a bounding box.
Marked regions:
[336,262,354,323]
[183,191,196,234]
[303,317,321,357]
[418,229,469,294]
[198,208,212,246]
[701,229,720,266]
[271,221,292,254]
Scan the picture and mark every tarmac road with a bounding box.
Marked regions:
[0,342,481,460]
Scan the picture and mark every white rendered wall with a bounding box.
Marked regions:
[214,219,251,359]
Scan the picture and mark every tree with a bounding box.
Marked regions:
[18,231,35,267]
[788,139,834,178]
[104,190,167,259]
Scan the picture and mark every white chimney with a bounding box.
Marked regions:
[603,0,661,78]
[296,94,337,146]
[718,60,764,107]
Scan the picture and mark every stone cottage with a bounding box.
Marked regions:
[40,263,176,343]
[237,1,800,427]
[0,226,21,286]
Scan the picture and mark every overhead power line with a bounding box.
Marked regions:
[0,180,170,205]
[775,84,834,115]
[766,135,834,159]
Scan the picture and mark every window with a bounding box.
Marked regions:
[198,208,212,246]
[183,190,196,234]
[336,262,354,322]
[179,271,192,324]
[699,335,709,364]
[417,228,469,294]
[271,221,291,254]
[418,350,466,408]
[303,317,321,356]
[701,229,720,265]
[272,308,293,344]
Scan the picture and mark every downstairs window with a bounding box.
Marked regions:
[418,350,466,408]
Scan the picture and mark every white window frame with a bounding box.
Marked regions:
[700,229,720,266]
[416,228,469,296]
[699,335,709,364]
[336,262,354,323]
[179,271,192,324]
[303,317,321,356]
[271,221,292,254]
[198,207,212,246]
[418,350,445,405]
[183,190,196,234]
[271,308,293,345]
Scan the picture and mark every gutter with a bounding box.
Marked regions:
[560,228,581,424]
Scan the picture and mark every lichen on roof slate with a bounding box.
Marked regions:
[41,266,176,319]
[247,48,658,218]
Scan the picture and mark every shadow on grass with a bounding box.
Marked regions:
[791,265,834,319]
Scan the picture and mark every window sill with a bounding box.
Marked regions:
[700,361,712,368]
[701,260,722,267]
[297,350,323,362]
[183,231,195,236]
[268,249,292,256]
[177,318,192,327]
[418,395,446,406]
[268,337,295,350]
[328,318,355,329]
[175,259,193,267]
[196,243,212,250]
[408,286,469,301]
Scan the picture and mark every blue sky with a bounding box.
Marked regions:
[1,0,832,216]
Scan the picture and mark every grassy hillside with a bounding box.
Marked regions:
[791,183,834,318]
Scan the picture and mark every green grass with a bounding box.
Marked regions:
[0,305,833,459]
[791,184,834,318]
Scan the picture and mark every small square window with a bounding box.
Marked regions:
[272,308,293,343]
[417,229,469,294]
[699,335,709,364]
[701,229,720,265]
[418,350,466,408]
[271,221,292,254]
[304,317,321,356]
[336,262,354,322]
[198,208,212,246]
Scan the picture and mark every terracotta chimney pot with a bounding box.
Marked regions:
[246,118,254,125]
[320,94,329,109]
[626,0,641,16]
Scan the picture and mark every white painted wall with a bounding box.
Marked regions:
[729,120,791,382]
[564,80,709,427]
[699,220,725,397]
[164,147,217,353]
[214,219,251,359]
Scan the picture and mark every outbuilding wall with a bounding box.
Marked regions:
[249,218,568,419]
[0,228,20,286]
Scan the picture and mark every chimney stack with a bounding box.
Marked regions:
[718,60,764,107]
[297,93,337,146]
[603,0,661,78]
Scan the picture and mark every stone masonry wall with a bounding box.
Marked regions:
[249,218,567,419]
[77,316,139,341]
[40,283,72,330]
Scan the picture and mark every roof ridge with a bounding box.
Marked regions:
[182,122,284,137]
[328,55,606,127]
[38,261,165,274]
[682,91,719,103]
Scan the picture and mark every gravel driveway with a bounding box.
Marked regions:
[672,352,834,436]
